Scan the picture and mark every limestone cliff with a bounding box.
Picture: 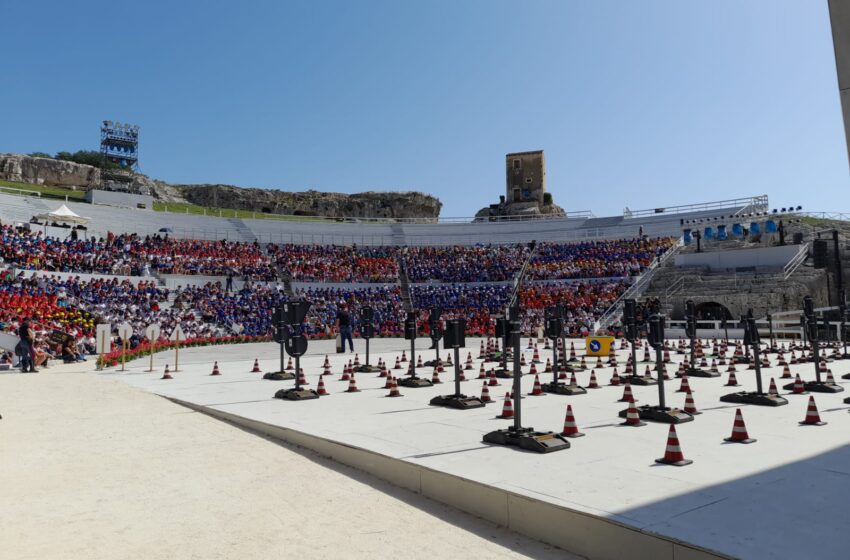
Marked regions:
[0,153,442,221]
[162,184,442,221]
[0,153,100,189]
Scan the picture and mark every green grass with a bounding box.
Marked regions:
[152,201,325,222]
[0,179,86,201]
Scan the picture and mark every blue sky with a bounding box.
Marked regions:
[1,0,847,217]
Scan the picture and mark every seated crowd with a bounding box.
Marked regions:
[1,224,674,283]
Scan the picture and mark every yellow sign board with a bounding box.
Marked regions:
[585,336,615,356]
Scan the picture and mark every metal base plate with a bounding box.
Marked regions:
[492,368,514,379]
[263,371,295,381]
[655,457,693,467]
[720,391,789,407]
[429,394,486,409]
[781,381,844,394]
[624,375,657,386]
[482,427,570,453]
[356,365,381,373]
[681,368,720,378]
[397,376,434,388]
[274,388,320,400]
[618,405,695,424]
[541,382,587,395]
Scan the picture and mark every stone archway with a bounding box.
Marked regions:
[695,301,732,321]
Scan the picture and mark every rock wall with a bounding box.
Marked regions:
[167,184,442,221]
[0,153,100,189]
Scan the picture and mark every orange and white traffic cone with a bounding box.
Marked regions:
[800,395,826,426]
[529,362,538,375]
[609,368,621,386]
[340,364,351,381]
[791,374,807,395]
[316,375,328,396]
[210,361,221,376]
[323,355,331,369]
[465,353,473,370]
[781,365,792,379]
[725,371,739,387]
[488,370,500,386]
[620,400,646,427]
[561,405,585,438]
[478,340,485,358]
[384,374,394,389]
[587,370,600,389]
[724,408,755,443]
[768,378,779,396]
[346,375,360,393]
[655,424,692,466]
[497,393,514,418]
[387,377,402,397]
[297,368,307,386]
[480,382,492,403]
[394,356,402,370]
[416,355,423,368]
[285,357,293,370]
[529,374,545,396]
[401,350,408,362]
[677,375,692,393]
[161,364,173,380]
[618,380,636,402]
[377,364,388,378]
[431,368,441,384]
[683,389,701,415]
[478,363,487,379]
[544,358,552,373]
[353,353,361,367]
[251,359,261,373]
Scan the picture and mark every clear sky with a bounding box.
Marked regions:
[1,0,847,217]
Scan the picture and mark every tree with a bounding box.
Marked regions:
[28,152,53,159]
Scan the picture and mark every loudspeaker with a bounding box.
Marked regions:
[648,315,665,348]
[545,316,562,340]
[443,318,466,349]
[813,239,828,269]
[404,312,417,340]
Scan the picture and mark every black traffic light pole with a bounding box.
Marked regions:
[274,299,319,401]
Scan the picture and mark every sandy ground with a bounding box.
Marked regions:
[0,362,577,560]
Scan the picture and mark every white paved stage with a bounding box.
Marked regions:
[107,337,850,560]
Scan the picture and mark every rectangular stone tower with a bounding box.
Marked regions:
[505,150,546,204]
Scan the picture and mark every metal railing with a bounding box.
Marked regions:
[0,186,41,198]
[594,237,684,333]
[783,242,809,280]
[623,194,767,219]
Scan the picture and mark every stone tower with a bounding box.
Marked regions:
[505,150,546,205]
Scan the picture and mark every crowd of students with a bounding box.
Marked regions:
[2,224,674,283]
[0,227,673,370]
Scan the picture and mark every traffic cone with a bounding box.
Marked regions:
[561,405,585,438]
[644,364,653,378]
[346,375,360,393]
[323,355,330,369]
[532,345,541,363]
[378,364,388,378]
[210,361,221,376]
[683,389,701,415]
[826,370,837,385]
[800,395,826,425]
[724,409,755,443]
[488,370,499,386]
[620,400,646,426]
[791,374,807,395]
[781,365,792,379]
[587,370,600,389]
[478,340,485,358]
[520,352,527,367]
[387,377,402,397]
[710,359,718,374]
[417,355,423,368]
[595,356,604,369]
[480,383,492,403]
[394,356,402,370]
[544,358,552,373]
[725,371,739,386]
[297,368,307,386]
[458,368,466,382]
[161,364,172,380]
[579,357,587,370]
[251,359,261,373]
[431,368,442,384]
[316,375,328,396]
[340,364,351,381]
[529,374,545,396]
[655,425,692,466]
[618,381,636,402]
[497,393,514,418]
[478,363,486,379]
[677,375,692,393]
[609,368,621,386]
[353,353,361,367]
[765,377,778,396]
[569,371,579,387]
[401,351,408,362]
[285,357,293,370]
[384,374,394,389]
[528,337,534,349]
[465,353,473,370]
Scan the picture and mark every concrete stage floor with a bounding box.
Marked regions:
[108,337,850,560]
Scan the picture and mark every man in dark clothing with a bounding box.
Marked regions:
[226,272,234,293]
[18,317,36,372]
[336,304,354,352]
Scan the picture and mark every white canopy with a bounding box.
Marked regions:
[34,204,90,225]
